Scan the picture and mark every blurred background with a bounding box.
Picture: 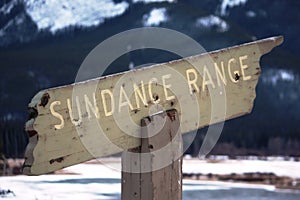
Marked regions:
[1,0,300,199]
[0,0,299,160]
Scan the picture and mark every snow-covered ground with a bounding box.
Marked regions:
[68,157,300,178]
[183,158,300,178]
[1,158,300,199]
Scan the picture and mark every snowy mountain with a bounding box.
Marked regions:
[0,0,259,46]
[0,0,177,45]
[0,0,298,53]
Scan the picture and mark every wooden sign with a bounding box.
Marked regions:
[23,36,283,175]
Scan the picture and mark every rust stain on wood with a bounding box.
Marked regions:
[39,93,50,107]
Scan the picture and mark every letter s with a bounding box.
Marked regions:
[50,101,65,130]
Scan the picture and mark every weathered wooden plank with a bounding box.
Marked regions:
[23,36,283,175]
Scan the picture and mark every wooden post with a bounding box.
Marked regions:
[122,109,182,200]
[121,146,141,200]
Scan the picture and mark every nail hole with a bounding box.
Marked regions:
[147,116,151,122]
[148,144,153,149]
[133,109,139,114]
[234,73,240,81]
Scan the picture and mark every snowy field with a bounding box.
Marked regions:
[1,158,300,199]
[183,158,300,178]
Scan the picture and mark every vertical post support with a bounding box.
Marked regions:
[122,109,182,200]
